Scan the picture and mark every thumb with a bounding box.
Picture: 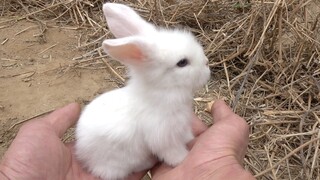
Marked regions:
[208,100,250,161]
[211,100,235,123]
[44,103,81,137]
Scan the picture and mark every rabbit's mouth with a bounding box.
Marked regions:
[190,69,210,88]
[195,67,211,90]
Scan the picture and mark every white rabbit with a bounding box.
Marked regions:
[75,3,210,180]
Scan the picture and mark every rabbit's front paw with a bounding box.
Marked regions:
[162,146,188,166]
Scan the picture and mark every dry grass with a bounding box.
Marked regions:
[1,0,320,179]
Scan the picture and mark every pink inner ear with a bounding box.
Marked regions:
[121,44,143,60]
[107,43,144,63]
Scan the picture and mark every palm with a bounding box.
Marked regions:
[0,104,98,179]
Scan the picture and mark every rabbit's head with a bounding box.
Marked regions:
[102,3,210,93]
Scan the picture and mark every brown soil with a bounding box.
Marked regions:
[0,18,118,157]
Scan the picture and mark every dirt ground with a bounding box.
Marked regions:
[0,18,120,157]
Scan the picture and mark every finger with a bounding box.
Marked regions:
[191,114,207,136]
[211,100,234,123]
[210,100,250,161]
[150,163,173,178]
[211,100,249,134]
[45,103,81,137]
[126,170,148,180]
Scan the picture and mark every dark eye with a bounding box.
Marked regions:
[176,58,189,67]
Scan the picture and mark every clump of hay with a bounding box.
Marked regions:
[1,0,320,179]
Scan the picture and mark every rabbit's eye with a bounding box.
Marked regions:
[176,58,189,67]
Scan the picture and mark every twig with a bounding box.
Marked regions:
[9,109,55,130]
[232,52,259,111]
[209,48,246,67]
[0,58,18,61]
[1,38,8,45]
[310,130,320,178]
[2,62,17,67]
[0,71,35,78]
[255,137,320,178]
[0,1,66,25]
[38,43,58,54]
[249,0,282,57]
[98,49,125,83]
[14,25,37,36]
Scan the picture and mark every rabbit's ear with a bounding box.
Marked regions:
[103,3,156,38]
[102,37,150,64]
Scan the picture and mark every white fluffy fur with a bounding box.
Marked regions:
[75,3,210,180]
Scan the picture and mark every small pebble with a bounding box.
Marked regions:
[42,54,49,59]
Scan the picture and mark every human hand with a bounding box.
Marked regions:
[151,100,255,180]
[0,103,144,180]
[0,100,254,180]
